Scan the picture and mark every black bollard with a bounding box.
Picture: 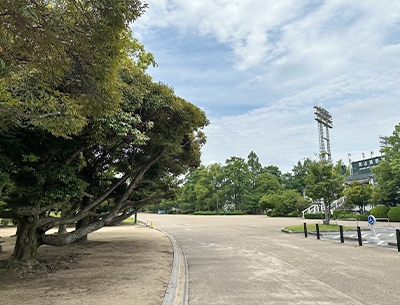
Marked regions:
[304,223,308,238]
[396,229,400,252]
[357,226,362,246]
[340,225,344,243]
[316,223,320,240]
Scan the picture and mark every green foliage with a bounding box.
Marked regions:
[337,214,369,221]
[282,158,310,194]
[343,182,373,209]
[259,189,309,215]
[0,61,209,260]
[0,0,150,136]
[369,206,390,218]
[266,210,273,216]
[333,209,352,219]
[371,124,400,206]
[219,211,244,215]
[193,211,217,215]
[270,211,280,217]
[285,211,301,217]
[304,213,326,219]
[333,209,369,221]
[304,159,345,224]
[388,207,400,222]
[285,224,355,232]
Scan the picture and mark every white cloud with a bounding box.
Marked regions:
[133,0,400,172]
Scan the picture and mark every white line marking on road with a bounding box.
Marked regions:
[389,233,395,237]
[333,235,340,239]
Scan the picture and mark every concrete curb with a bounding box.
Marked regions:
[157,228,189,305]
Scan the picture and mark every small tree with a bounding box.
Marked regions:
[343,181,373,212]
[304,159,345,224]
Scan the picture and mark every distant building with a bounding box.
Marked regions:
[345,156,382,185]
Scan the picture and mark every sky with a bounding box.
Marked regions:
[131,0,400,173]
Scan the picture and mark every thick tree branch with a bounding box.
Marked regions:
[0,210,19,219]
[0,107,61,119]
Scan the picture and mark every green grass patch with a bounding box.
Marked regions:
[285,224,356,232]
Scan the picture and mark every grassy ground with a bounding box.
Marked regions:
[285,224,356,232]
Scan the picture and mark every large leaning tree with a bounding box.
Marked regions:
[0,62,208,261]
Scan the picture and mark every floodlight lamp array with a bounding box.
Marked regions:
[314,105,333,128]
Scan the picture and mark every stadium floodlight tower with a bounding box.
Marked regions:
[314,105,333,162]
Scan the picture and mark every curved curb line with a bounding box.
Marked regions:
[157,228,189,305]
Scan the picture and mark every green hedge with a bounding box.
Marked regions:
[388,207,400,222]
[285,211,301,217]
[333,209,352,219]
[304,213,327,219]
[338,214,369,221]
[266,210,273,216]
[218,211,245,215]
[193,211,216,215]
[369,206,390,218]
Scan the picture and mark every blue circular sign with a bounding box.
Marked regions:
[368,215,376,226]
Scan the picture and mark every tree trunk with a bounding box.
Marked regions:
[12,216,40,261]
[75,216,91,242]
[324,203,331,225]
[57,205,67,235]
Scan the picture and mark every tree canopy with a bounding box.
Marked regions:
[304,159,345,224]
[0,0,154,136]
[0,1,208,262]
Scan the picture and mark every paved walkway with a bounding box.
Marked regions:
[142,214,400,305]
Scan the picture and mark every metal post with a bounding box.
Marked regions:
[396,229,400,252]
[134,212,137,224]
[304,223,308,238]
[357,226,362,246]
[340,225,344,243]
[362,184,365,215]
[316,223,320,240]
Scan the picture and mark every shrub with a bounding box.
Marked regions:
[286,211,300,217]
[369,206,390,218]
[218,211,244,215]
[333,209,352,219]
[182,209,194,214]
[304,213,326,219]
[270,211,280,217]
[193,211,216,215]
[266,210,273,217]
[388,207,400,222]
[0,218,12,226]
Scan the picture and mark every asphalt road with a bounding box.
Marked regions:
[141,214,400,305]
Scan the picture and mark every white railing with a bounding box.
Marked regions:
[302,197,345,219]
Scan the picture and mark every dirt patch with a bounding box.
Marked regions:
[0,224,173,305]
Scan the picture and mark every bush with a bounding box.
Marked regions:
[369,206,390,218]
[218,211,244,215]
[285,211,301,217]
[304,213,326,219]
[339,214,369,221]
[182,209,194,214]
[270,211,280,217]
[193,211,216,215]
[266,210,273,217]
[0,218,12,226]
[333,209,352,219]
[388,207,400,222]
